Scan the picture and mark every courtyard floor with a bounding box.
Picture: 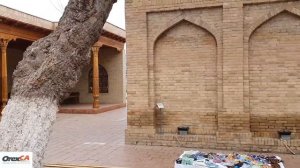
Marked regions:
[43,107,300,168]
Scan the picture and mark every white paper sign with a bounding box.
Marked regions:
[156,103,164,109]
[0,152,33,168]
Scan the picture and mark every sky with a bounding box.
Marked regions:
[0,0,125,29]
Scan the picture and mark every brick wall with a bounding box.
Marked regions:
[126,0,300,153]
[249,11,300,137]
[154,21,217,135]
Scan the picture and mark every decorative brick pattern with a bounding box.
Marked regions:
[126,0,300,153]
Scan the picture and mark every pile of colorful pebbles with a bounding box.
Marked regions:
[175,151,285,168]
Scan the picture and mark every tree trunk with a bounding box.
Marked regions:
[0,0,117,167]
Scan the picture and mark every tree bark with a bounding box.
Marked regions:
[0,0,117,167]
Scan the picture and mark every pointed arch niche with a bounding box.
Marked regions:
[246,10,300,137]
[153,20,218,135]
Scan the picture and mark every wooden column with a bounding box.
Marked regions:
[0,37,12,111]
[92,46,101,108]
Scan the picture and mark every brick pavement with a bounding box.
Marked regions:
[43,108,300,168]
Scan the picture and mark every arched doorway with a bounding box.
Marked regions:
[88,65,109,93]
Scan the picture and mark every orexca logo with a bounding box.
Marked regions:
[2,155,30,162]
[0,152,32,168]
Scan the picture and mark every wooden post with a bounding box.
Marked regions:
[92,46,100,108]
[0,38,11,111]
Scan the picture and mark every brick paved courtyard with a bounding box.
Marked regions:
[43,108,300,168]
